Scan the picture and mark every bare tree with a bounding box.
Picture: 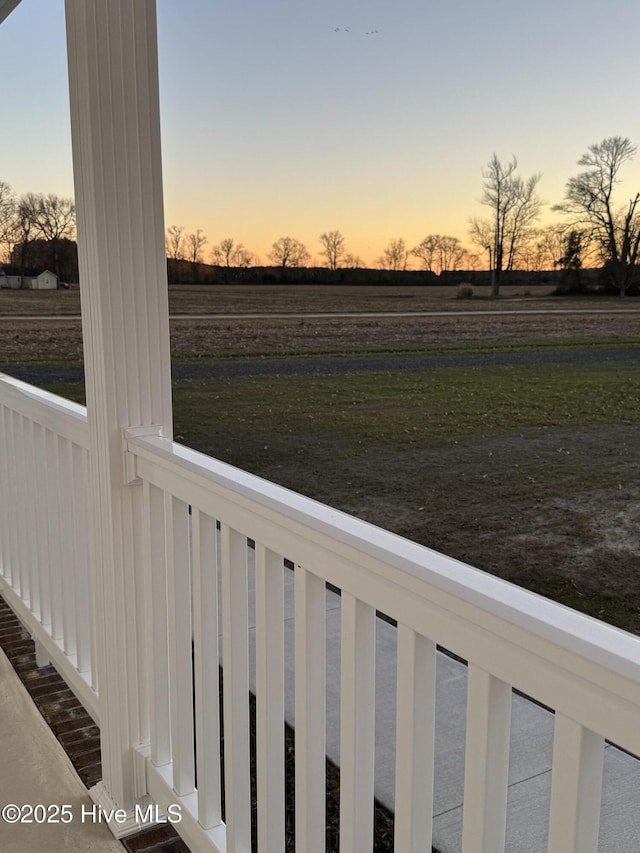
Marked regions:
[235,247,259,267]
[12,194,41,276]
[412,234,468,275]
[0,180,16,262]
[211,237,258,267]
[211,237,236,266]
[468,217,494,270]
[18,190,75,238]
[411,234,438,272]
[555,136,640,295]
[520,224,567,272]
[318,230,346,270]
[30,193,76,242]
[186,229,207,264]
[51,196,75,242]
[479,154,542,296]
[268,237,310,268]
[3,188,76,256]
[378,238,410,271]
[0,187,80,279]
[465,252,481,271]
[437,236,468,274]
[555,230,587,293]
[343,252,365,268]
[166,225,186,260]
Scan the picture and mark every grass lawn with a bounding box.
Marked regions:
[48,359,640,447]
[45,356,640,634]
[168,361,640,447]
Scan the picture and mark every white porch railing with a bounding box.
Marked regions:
[2,371,640,853]
[0,373,97,720]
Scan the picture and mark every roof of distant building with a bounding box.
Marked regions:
[0,267,58,278]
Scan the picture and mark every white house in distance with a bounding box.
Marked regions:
[0,267,59,289]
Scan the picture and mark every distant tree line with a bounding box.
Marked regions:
[163,136,640,296]
[3,135,639,296]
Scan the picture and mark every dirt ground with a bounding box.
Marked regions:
[2,283,639,365]
[2,310,640,364]
[0,282,558,316]
[197,422,640,634]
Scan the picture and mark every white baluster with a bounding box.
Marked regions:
[294,565,326,853]
[394,625,436,853]
[547,714,604,853]
[220,523,251,853]
[255,544,285,852]
[340,592,376,853]
[461,665,512,853]
[143,481,170,767]
[166,493,194,796]
[192,509,222,829]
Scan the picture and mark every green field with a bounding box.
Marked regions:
[170,361,640,446]
[48,358,640,448]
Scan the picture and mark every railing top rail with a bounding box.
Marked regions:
[0,371,88,447]
[128,433,640,689]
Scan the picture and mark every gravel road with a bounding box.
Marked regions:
[3,347,640,386]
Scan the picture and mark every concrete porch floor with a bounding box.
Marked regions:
[0,646,122,852]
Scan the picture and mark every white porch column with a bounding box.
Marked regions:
[65,0,172,828]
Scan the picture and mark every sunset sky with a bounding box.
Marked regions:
[2,0,640,267]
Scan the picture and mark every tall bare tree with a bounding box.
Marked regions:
[268,236,310,268]
[166,224,186,260]
[478,154,542,296]
[318,230,346,270]
[186,229,207,264]
[378,238,410,271]
[555,136,640,295]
